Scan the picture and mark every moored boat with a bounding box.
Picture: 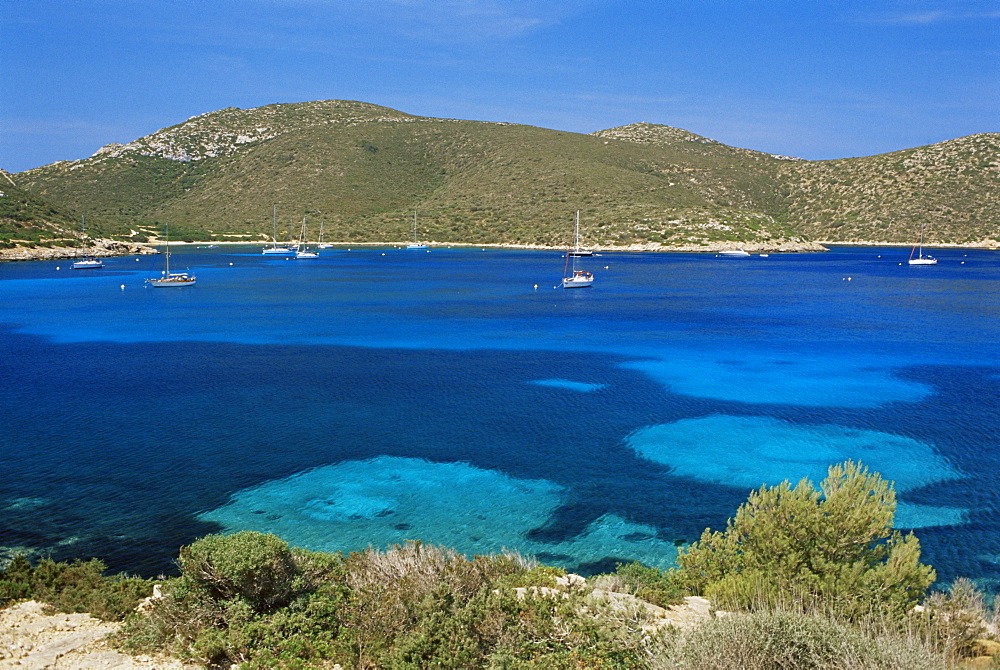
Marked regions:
[908,224,937,265]
[562,211,594,288]
[263,206,294,255]
[406,211,428,249]
[147,225,196,287]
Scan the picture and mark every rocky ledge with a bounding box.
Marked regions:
[0,240,156,262]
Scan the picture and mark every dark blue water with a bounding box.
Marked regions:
[1,245,998,587]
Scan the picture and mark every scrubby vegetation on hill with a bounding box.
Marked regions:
[5,100,996,251]
[3,462,998,668]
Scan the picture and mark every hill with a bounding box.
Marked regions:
[6,100,998,251]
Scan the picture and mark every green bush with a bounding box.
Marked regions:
[0,555,152,620]
[674,461,935,620]
[177,531,299,612]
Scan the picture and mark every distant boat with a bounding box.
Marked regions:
[147,224,196,287]
[908,225,937,265]
[562,211,594,288]
[718,248,750,257]
[295,216,320,259]
[262,205,294,255]
[72,216,103,269]
[406,211,428,250]
[317,217,333,248]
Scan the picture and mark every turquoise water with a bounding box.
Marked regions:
[1,245,998,586]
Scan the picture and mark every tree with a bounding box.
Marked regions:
[673,461,935,620]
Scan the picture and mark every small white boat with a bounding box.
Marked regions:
[147,225,196,287]
[718,249,750,257]
[562,211,594,288]
[908,224,937,265]
[72,256,103,269]
[562,270,594,288]
[295,216,320,259]
[407,211,428,249]
[263,205,294,255]
[72,216,103,268]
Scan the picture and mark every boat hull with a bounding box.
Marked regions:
[147,273,196,287]
[262,247,293,255]
[72,259,103,269]
[908,258,938,265]
[562,272,594,288]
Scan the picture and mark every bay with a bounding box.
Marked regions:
[1,245,997,588]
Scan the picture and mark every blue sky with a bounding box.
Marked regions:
[3,0,998,173]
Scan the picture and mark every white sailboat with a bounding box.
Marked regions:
[317,217,333,248]
[406,211,428,249]
[262,205,294,255]
[295,216,319,258]
[147,224,196,287]
[908,224,937,265]
[72,215,103,269]
[562,211,594,288]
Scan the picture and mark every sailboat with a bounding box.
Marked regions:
[295,216,319,258]
[262,205,294,255]
[406,211,428,249]
[71,215,103,269]
[147,224,196,287]
[908,224,937,265]
[562,211,594,288]
[317,217,333,248]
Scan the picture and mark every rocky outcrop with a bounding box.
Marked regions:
[0,240,155,262]
[0,600,193,669]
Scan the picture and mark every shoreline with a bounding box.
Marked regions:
[2,238,997,263]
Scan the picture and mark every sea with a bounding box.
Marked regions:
[1,245,998,589]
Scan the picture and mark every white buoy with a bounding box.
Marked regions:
[120,284,125,290]
[229,262,233,266]
[533,284,538,290]
[56,266,60,270]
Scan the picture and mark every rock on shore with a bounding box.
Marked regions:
[0,239,156,263]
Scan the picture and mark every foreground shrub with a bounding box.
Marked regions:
[675,461,935,620]
[652,610,946,670]
[918,577,994,662]
[0,555,152,620]
[178,530,300,612]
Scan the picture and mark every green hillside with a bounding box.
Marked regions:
[0,171,85,249]
[7,100,998,249]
